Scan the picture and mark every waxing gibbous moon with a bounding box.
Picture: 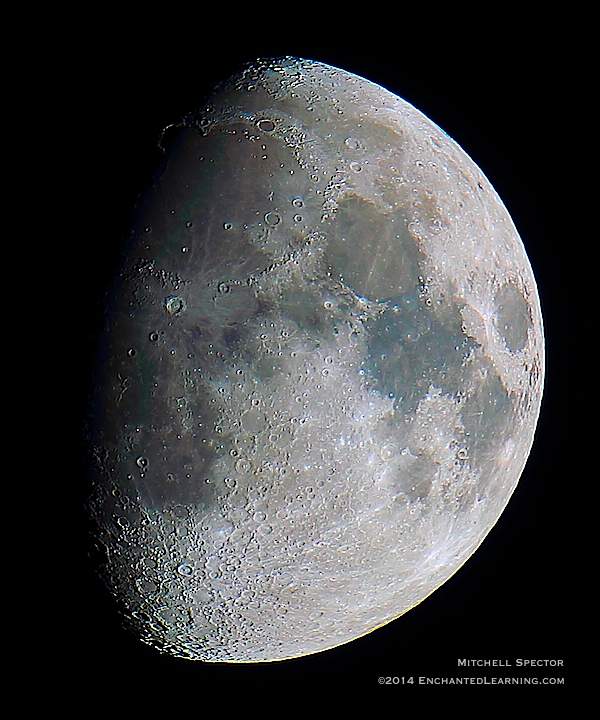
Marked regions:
[87,57,544,662]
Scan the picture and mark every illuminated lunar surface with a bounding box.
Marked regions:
[87,57,544,662]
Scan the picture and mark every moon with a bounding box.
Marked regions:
[87,57,544,662]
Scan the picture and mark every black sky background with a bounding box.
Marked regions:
[23,7,590,709]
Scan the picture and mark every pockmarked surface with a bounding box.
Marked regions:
[88,57,544,662]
